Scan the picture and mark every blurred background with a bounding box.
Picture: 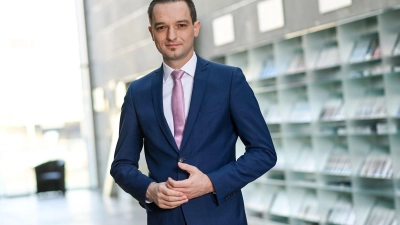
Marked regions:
[1,0,400,225]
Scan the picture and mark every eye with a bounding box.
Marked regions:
[178,24,187,28]
[156,26,165,30]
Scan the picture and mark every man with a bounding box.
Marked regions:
[110,0,276,224]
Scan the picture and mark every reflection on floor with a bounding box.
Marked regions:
[0,189,147,225]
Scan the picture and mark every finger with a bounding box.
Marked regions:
[167,177,190,188]
[159,198,188,209]
[167,187,188,193]
[160,194,188,202]
[160,183,185,196]
[165,177,177,188]
[178,162,198,174]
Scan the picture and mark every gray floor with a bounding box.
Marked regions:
[0,189,147,225]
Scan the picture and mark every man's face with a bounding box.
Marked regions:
[148,1,200,67]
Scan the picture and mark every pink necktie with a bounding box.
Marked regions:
[171,69,185,149]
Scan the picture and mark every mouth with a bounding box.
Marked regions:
[166,44,181,48]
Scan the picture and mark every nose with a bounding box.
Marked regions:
[167,27,177,41]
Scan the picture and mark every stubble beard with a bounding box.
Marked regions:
[164,48,184,61]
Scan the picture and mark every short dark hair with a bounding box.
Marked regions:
[148,0,197,25]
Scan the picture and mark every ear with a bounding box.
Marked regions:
[148,26,154,41]
[193,20,201,37]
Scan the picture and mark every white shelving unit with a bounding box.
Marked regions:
[224,8,400,225]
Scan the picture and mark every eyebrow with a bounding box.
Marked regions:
[153,19,190,27]
[176,20,190,24]
[154,22,165,27]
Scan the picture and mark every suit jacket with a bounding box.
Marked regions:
[110,55,276,225]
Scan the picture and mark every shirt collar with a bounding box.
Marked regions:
[163,52,197,82]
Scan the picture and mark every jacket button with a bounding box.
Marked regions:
[179,157,185,163]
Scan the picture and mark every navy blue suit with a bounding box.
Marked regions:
[111,56,276,225]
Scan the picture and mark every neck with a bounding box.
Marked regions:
[163,52,194,69]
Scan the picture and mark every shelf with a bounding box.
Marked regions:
[311,64,341,72]
[253,86,278,94]
[279,81,308,90]
[292,216,320,224]
[353,189,394,198]
[290,169,316,174]
[247,217,266,225]
[347,56,382,66]
[357,175,393,180]
[270,133,283,138]
[281,120,312,125]
[318,118,346,123]
[248,75,277,83]
[269,211,290,218]
[348,71,384,80]
[269,167,285,173]
[320,185,352,193]
[320,171,351,177]
[348,116,387,121]
[280,70,307,77]
[287,181,317,189]
[256,179,286,186]
[347,133,390,137]
[281,133,312,138]
[247,217,289,225]
[231,8,400,225]
[314,133,347,137]
[311,77,342,85]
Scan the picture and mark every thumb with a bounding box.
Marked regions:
[178,162,197,173]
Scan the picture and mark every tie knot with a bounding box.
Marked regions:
[171,70,185,80]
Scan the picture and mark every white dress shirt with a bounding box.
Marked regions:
[163,52,197,135]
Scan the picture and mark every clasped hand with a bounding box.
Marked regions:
[146,162,214,209]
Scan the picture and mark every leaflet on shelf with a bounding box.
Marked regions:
[315,45,340,69]
[350,38,371,62]
[263,106,282,124]
[349,37,380,63]
[270,191,290,217]
[245,187,273,212]
[258,58,276,79]
[297,192,320,222]
[286,53,306,74]
[393,33,400,56]
[289,101,311,122]
[353,97,386,119]
[366,38,381,60]
[323,152,351,176]
[359,154,393,179]
[293,148,315,172]
[328,200,356,225]
[366,206,397,225]
[319,99,345,121]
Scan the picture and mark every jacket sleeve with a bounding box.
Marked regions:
[207,67,277,205]
[110,84,154,207]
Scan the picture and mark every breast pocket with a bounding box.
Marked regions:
[200,103,222,115]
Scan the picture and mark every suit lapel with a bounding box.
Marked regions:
[181,56,210,150]
[151,65,179,152]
